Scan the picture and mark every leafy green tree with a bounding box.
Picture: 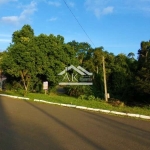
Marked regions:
[82,47,105,98]
[34,34,77,87]
[2,25,77,94]
[2,25,37,94]
[128,52,135,59]
[135,41,150,98]
[68,41,92,65]
[3,24,149,105]
[82,47,104,73]
[106,53,132,99]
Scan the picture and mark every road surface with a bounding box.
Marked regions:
[0,96,150,150]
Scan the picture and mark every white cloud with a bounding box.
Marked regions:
[85,0,150,17]
[0,1,37,25]
[67,1,75,7]
[48,1,61,7]
[0,0,8,4]
[0,34,11,45]
[0,0,17,5]
[102,6,114,15]
[118,0,150,13]
[1,16,19,24]
[20,1,37,20]
[140,0,150,2]
[128,0,150,16]
[141,7,150,12]
[0,34,11,37]
[84,0,114,18]
[138,0,150,13]
[48,17,57,21]
[0,39,11,42]
[0,34,11,50]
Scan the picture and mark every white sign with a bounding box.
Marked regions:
[43,81,48,90]
[58,65,93,85]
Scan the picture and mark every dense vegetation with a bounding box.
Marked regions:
[0,25,150,106]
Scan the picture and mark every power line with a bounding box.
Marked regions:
[62,0,95,47]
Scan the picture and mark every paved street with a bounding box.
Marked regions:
[0,96,150,150]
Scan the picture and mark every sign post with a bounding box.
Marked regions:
[43,81,48,94]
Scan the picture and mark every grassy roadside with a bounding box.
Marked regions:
[1,90,150,116]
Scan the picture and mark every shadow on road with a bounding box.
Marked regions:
[77,109,150,147]
[0,97,17,150]
[2,96,150,150]
[25,100,105,150]
[0,96,64,150]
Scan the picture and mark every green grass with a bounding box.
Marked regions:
[1,90,150,116]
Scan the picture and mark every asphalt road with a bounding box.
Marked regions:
[0,96,150,150]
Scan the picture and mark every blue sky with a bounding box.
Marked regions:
[0,0,150,57]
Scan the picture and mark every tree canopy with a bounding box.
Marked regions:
[1,25,77,94]
[1,24,149,104]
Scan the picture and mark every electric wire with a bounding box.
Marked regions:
[62,0,95,47]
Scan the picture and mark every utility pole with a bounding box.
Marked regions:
[102,56,108,102]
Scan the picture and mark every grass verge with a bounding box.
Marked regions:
[1,90,150,116]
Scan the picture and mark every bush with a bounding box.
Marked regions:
[87,95,95,100]
[78,94,87,100]
[108,98,125,107]
[65,85,93,97]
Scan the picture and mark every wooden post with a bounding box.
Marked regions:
[45,89,47,95]
[102,56,108,102]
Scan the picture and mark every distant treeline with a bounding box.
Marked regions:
[0,25,150,105]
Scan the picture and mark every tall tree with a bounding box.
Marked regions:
[68,41,92,65]
[128,52,135,59]
[135,41,150,97]
[34,34,77,86]
[2,25,36,94]
[2,25,77,93]
[106,53,131,99]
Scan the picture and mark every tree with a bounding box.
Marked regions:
[1,25,77,94]
[135,41,150,97]
[34,34,77,86]
[106,53,132,99]
[68,41,92,65]
[82,47,105,98]
[128,52,135,59]
[2,25,77,93]
[2,25,37,94]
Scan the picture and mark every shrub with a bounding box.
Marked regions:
[78,94,87,100]
[87,95,95,100]
[65,85,93,97]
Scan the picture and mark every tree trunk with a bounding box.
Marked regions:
[20,70,30,96]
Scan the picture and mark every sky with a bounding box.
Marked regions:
[0,0,150,58]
